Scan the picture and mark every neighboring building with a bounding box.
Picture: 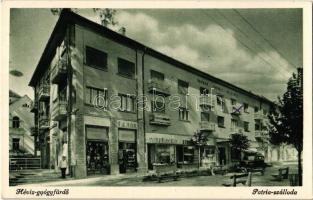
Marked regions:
[9,90,36,157]
[28,10,293,178]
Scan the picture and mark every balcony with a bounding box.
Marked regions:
[52,99,67,121]
[230,127,242,134]
[38,84,50,101]
[149,112,171,126]
[199,121,215,131]
[51,57,67,84]
[30,101,38,113]
[30,126,38,136]
[39,116,50,130]
[255,130,269,139]
[148,79,170,96]
[199,95,215,107]
[254,112,267,120]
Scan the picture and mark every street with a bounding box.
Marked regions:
[41,162,297,187]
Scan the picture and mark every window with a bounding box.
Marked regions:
[263,109,267,116]
[151,99,165,113]
[201,112,210,121]
[217,116,225,128]
[254,106,259,113]
[12,138,20,151]
[151,70,164,81]
[178,80,188,95]
[12,116,20,128]
[85,46,107,70]
[231,119,238,130]
[118,58,135,78]
[244,121,250,132]
[179,107,189,121]
[118,94,135,112]
[216,95,225,111]
[200,87,208,95]
[231,98,237,105]
[255,120,261,131]
[243,103,248,112]
[85,86,108,108]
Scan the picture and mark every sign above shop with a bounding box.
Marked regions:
[116,120,138,130]
[146,133,191,145]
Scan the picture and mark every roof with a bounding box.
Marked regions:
[9,90,21,98]
[29,9,275,106]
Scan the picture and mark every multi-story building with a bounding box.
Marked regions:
[29,10,280,178]
[9,90,36,157]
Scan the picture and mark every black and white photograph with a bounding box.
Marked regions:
[2,1,312,199]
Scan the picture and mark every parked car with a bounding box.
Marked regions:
[240,151,266,171]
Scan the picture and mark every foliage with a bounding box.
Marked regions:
[189,131,210,146]
[229,133,250,159]
[268,71,303,152]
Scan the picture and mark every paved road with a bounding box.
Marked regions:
[54,163,297,186]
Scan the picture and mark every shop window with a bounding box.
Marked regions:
[85,46,107,70]
[12,116,20,128]
[179,107,189,121]
[12,138,20,151]
[151,70,164,81]
[217,116,225,128]
[118,58,135,78]
[151,99,165,113]
[156,145,174,164]
[201,112,210,121]
[244,103,249,113]
[178,79,188,95]
[244,121,250,132]
[85,86,108,108]
[118,94,135,112]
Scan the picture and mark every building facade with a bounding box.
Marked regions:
[29,10,292,178]
[9,91,36,157]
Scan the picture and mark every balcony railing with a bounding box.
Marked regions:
[51,57,67,84]
[230,127,242,133]
[149,112,171,126]
[254,112,267,120]
[199,121,215,131]
[148,79,170,96]
[52,99,67,121]
[38,84,50,101]
[255,130,269,139]
[199,95,215,107]
[30,101,38,113]
[39,116,50,130]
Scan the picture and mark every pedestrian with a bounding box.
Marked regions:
[59,155,68,179]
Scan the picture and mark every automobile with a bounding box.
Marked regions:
[239,151,266,171]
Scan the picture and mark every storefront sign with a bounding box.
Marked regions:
[146,133,191,145]
[116,120,138,130]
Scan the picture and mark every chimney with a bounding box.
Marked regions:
[118,27,126,36]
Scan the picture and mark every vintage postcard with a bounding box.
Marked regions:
[1,0,312,199]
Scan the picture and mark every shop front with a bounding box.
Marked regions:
[85,125,110,175]
[118,129,137,173]
[146,133,198,171]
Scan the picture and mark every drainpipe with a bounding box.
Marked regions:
[142,48,147,153]
[66,24,73,177]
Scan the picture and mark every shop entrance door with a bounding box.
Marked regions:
[119,142,137,173]
[86,140,109,175]
[218,147,226,166]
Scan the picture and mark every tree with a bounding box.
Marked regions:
[268,68,303,185]
[229,133,250,161]
[189,131,211,168]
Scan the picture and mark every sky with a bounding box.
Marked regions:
[9,8,302,101]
